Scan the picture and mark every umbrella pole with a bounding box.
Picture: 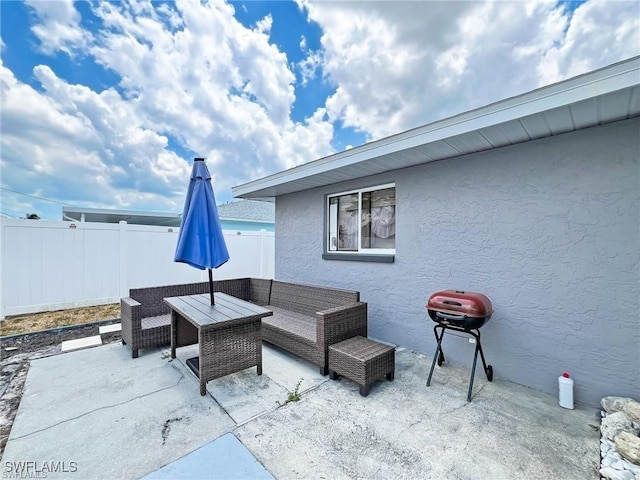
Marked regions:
[208,268,215,305]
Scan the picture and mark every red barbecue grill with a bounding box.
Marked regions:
[426,289,494,401]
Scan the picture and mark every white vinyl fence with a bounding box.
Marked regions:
[0,218,275,319]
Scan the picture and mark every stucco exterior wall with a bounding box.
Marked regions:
[274,117,639,407]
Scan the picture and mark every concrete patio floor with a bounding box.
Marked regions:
[1,341,599,479]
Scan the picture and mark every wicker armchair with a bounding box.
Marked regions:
[121,282,209,358]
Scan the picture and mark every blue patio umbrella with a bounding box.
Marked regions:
[174,157,230,304]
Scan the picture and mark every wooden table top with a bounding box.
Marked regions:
[164,293,272,328]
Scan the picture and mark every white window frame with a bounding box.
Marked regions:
[326,183,396,255]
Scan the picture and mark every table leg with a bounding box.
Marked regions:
[199,331,206,395]
[257,322,262,376]
[170,311,177,359]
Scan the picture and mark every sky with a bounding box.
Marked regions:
[1,0,638,221]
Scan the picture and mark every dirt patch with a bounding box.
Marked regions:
[2,321,122,359]
[1,304,121,336]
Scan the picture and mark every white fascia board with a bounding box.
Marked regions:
[221,217,274,224]
[232,56,640,198]
[62,206,180,218]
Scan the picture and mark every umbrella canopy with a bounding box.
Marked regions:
[174,158,229,304]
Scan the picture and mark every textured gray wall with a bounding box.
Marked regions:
[274,117,640,407]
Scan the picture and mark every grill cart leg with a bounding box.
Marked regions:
[466,328,493,401]
[467,339,480,402]
[474,329,493,382]
[427,325,446,387]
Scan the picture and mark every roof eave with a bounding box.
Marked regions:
[232,56,640,200]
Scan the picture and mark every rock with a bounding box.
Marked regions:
[622,402,640,424]
[602,412,639,441]
[602,455,615,467]
[603,397,637,414]
[620,471,635,480]
[600,466,635,480]
[615,431,640,465]
[2,364,19,373]
[612,460,628,470]
[623,461,640,475]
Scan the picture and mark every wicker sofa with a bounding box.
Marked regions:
[121,278,368,375]
[260,279,368,375]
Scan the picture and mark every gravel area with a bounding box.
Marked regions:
[0,320,122,455]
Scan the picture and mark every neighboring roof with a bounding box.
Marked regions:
[62,199,274,226]
[216,200,275,223]
[233,56,640,199]
[62,206,182,227]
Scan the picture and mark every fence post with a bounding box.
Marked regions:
[260,229,267,278]
[119,221,129,299]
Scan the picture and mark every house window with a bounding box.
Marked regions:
[327,184,395,254]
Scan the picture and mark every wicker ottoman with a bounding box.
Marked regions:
[328,336,395,397]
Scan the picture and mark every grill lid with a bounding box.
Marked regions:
[426,290,493,319]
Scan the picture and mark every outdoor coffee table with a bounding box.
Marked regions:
[165,292,273,395]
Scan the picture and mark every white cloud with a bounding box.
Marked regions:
[4,0,638,219]
[300,0,640,140]
[297,50,323,85]
[87,0,334,190]
[3,0,336,216]
[536,0,640,85]
[0,59,190,214]
[25,0,88,55]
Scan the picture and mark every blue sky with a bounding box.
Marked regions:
[1,0,638,221]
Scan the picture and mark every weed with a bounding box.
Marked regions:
[276,377,304,407]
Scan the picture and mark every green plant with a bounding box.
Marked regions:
[276,377,304,407]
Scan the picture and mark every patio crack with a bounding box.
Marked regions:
[437,383,488,416]
[8,371,187,442]
[394,417,425,443]
[230,380,329,429]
